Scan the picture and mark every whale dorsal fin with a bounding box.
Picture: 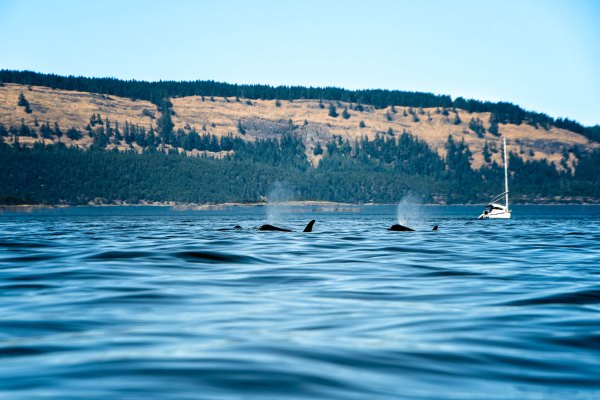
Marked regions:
[303,220,316,232]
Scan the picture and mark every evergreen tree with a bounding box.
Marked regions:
[489,113,500,136]
[158,100,174,142]
[328,103,338,117]
[92,125,109,148]
[313,142,323,155]
[482,141,492,163]
[88,113,104,126]
[114,122,123,141]
[142,109,155,119]
[287,119,298,132]
[105,118,113,137]
[19,120,34,137]
[54,122,63,138]
[359,120,366,128]
[342,107,350,119]
[66,127,83,140]
[18,92,32,113]
[40,122,52,139]
[453,113,461,125]
[17,91,27,107]
[468,117,485,137]
[237,120,246,135]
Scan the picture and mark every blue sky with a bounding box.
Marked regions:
[1,0,599,125]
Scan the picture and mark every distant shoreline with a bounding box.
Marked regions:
[1,200,599,212]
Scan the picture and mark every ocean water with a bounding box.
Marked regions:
[1,205,599,399]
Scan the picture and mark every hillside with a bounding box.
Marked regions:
[0,71,599,205]
[0,83,595,170]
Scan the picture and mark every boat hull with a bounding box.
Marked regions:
[478,210,512,219]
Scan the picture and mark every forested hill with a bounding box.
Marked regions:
[1,70,599,142]
[0,70,599,205]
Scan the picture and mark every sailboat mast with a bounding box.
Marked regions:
[503,137,509,210]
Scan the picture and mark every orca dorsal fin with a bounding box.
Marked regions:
[303,220,316,232]
[432,225,439,231]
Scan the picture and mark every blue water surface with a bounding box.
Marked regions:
[1,205,599,399]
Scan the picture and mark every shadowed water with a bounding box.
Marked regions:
[1,205,599,399]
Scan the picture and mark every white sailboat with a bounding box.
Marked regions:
[478,137,512,219]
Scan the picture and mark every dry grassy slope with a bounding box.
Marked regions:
[1,84,594,169]
[0,84,157,151]
[171,96,592,169]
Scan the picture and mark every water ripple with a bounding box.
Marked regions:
[0,205,599,399]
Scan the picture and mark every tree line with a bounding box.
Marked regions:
[1,129,598,205]
[2,69,598,142]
